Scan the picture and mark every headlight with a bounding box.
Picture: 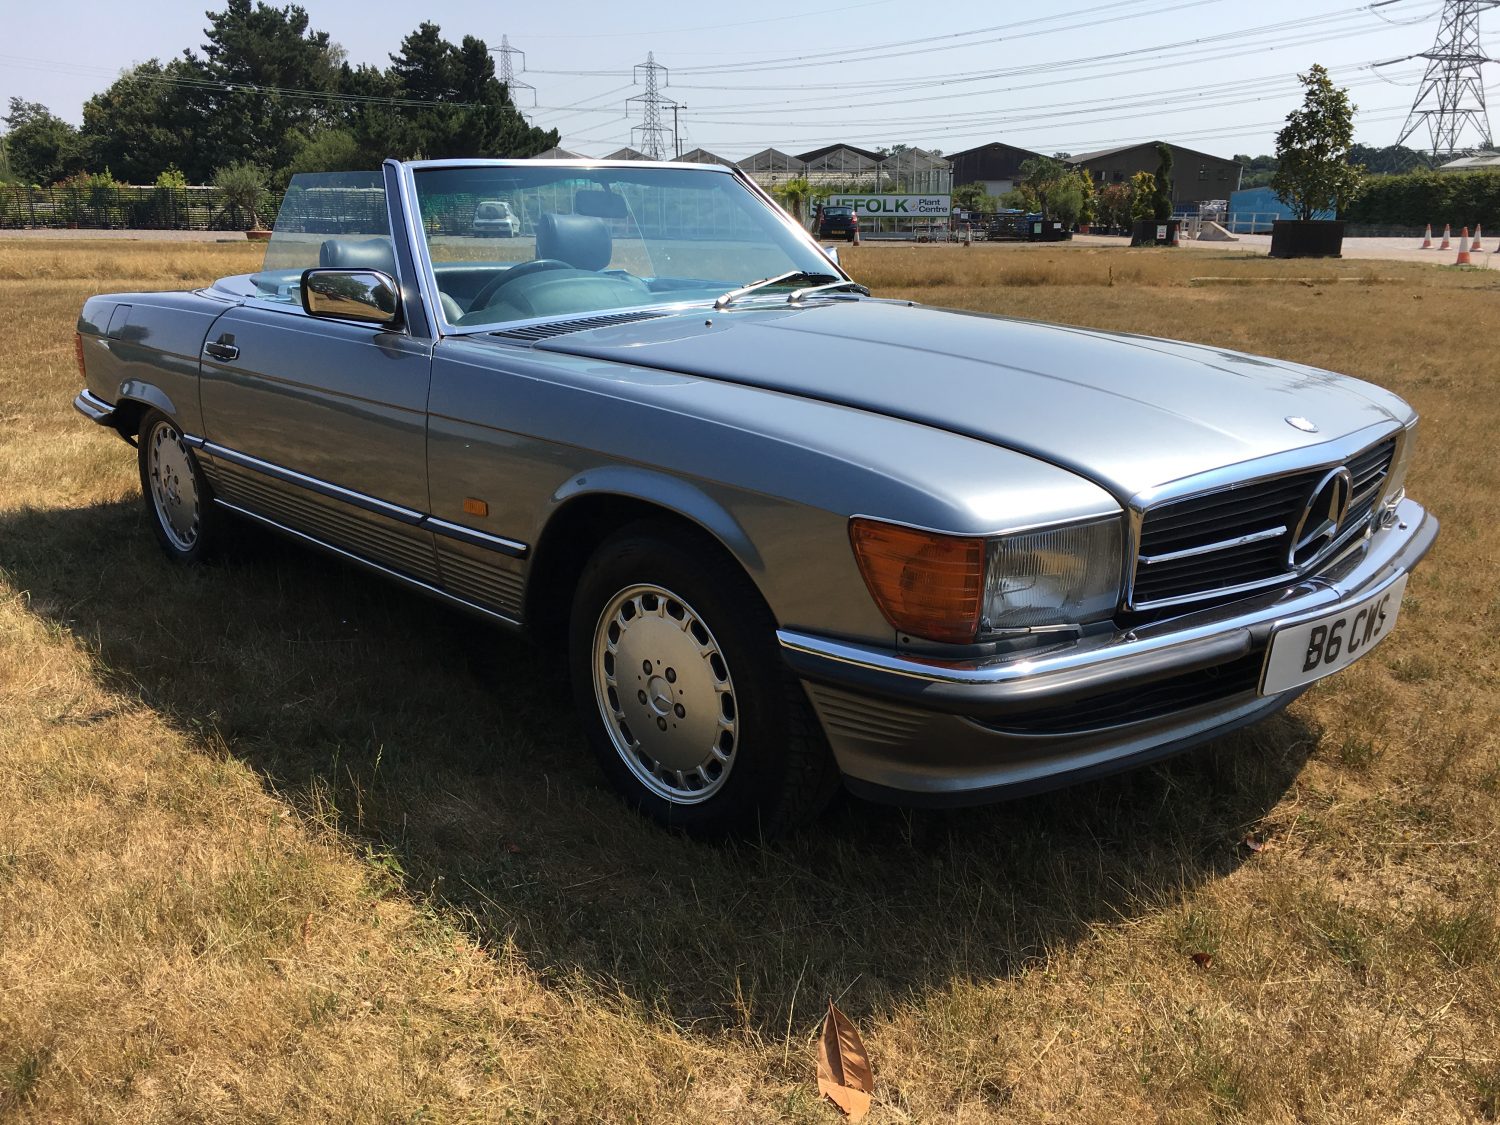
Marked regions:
[983,518,1123,630]
[1381,424,1416,512]
[849,516,1123,644]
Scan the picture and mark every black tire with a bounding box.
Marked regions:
[137,409,222,564]
[568,520,839,839]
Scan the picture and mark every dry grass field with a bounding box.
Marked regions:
[1,238,1497,1123]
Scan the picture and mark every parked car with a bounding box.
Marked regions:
[817,204,859,241]
[73,160,1436,837]
[472,199,520,237]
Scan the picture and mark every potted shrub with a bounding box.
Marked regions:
[1128,168,1170,246]
[1269,64,1362,259]
[1131,144,1179,246]
[214,161,273,240]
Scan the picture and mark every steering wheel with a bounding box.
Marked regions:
[469,258,574,313]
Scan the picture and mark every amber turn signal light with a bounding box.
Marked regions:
[848,518,985,644]
[75,333,87,381]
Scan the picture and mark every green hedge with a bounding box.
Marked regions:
[1346,170,1500,229]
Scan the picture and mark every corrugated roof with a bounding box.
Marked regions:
[677,147,730,165]
[1438,150,1500,171]
[795,143,884,164]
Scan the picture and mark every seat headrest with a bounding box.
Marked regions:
[535,214,611,272]
[318,238,397,275]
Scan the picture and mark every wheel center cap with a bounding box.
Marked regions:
[646,675,673,715]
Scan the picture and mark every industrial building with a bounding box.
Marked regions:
[735,145,952,193]
[946,141,1050,197]
[1074,141,1243,208]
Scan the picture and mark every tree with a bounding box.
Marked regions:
[284,128,364,176]
[1234,153,1279,189]
[770,176,812,221]
[1018,155,1073,217]
[182,1,343,178]
[214,160,272,229]
[1272,64,1363,221]
[1050,177,1085,227]
[1152,142,1173,221]
[378,23,557,160]
[2,99,84,184]
[1129,171,1156,220]
[1098,182,1132,230]
[79,61,199,183]
[1075,169,1097,227]
[952,181,990,212]
[1345,142,1430,176]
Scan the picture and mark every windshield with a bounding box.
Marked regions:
[248,171,392,304]
[411,164,837,329]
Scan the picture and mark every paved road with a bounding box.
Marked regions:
[1071,231,1499,266]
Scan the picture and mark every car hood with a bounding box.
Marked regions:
[529,300,1409,500]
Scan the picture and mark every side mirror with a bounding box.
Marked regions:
[821,244,841,267]
[300,268,401,326]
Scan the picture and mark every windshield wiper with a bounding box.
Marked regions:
[713,270,839,310]
[786,279,871,303]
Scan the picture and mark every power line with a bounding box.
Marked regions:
[1389,0,1498,153]
[685,70,1408,136]
[678,52,1400,124]
[527,0,1211,76]
[500,0,900,41]
[624,52,673,159]
[493,35,536,108]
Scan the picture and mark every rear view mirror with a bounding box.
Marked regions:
[300,268,401,326]
[821,245,841,267]
[574,190,628,219]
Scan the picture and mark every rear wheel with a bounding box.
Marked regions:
[138,409,221,563]
[569,521,838,838]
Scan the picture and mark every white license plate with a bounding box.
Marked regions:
[1261,575,1409,695]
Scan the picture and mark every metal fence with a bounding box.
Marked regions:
[0,185,283,231]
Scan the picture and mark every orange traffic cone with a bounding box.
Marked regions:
[1455,227,1472,265]
[1472,224,1484,251]
[1420,223,1433,249]
[1440,224,1452,250]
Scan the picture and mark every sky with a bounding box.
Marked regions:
[3,0,1495,162]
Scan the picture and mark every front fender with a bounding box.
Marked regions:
[549,464,764,574]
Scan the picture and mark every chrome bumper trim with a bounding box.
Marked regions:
[426,517,529,558]
[779,497,1436,718]
[73,389,116,424]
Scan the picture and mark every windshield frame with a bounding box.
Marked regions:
[394,158,852,338]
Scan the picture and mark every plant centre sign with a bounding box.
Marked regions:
[826,194,951,218]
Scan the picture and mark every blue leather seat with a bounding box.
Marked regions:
[318,238,398,274]
[535,214,612,271]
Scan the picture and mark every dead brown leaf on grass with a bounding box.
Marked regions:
[817,1001,874,1121]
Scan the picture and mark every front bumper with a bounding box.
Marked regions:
[781,497,1437,805]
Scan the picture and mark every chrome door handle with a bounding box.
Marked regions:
[205,335,239,361]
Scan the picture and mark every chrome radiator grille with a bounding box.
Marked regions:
[1130,436,1397,610]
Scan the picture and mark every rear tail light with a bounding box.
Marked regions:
[75,333,87,380]
[849,518,985,644]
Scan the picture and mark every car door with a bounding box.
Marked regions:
[198,206,439,585]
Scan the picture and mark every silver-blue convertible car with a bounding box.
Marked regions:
[74,159,1436,836]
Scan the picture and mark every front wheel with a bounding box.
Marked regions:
[569,522,837,838]
[137,409,222,563]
